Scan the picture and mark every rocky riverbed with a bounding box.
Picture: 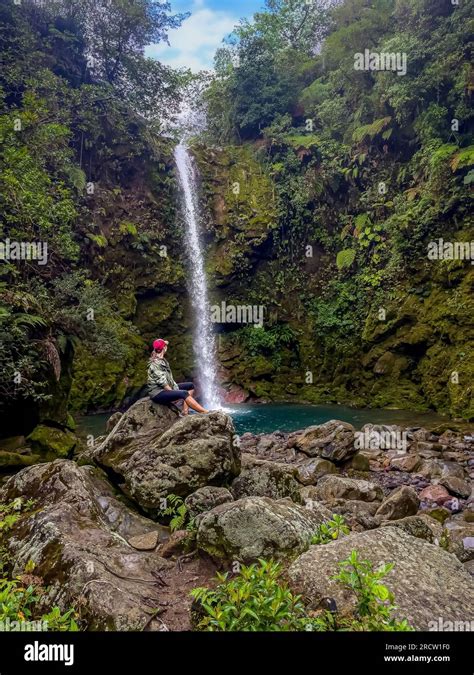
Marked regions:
[0,399,473,631]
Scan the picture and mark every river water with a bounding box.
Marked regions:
[77,402,470,439]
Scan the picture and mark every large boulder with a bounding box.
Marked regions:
[196,496,327,563]
[288,527,474,630]
[314,475,383,503]
[0,460,171,630]
[230,455,301,502]
[294,420,356,463]
[94,399,240,516]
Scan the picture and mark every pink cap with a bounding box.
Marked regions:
[153,338,168,351]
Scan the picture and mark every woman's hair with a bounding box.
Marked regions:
[150,346,164,361]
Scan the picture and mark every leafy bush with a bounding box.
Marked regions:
[239,324,295,357]
[191,552,413,632]
[190,559,307,631]
[311,515,350,545]
[309,550,414,632]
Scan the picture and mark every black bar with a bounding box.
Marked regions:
[0,631,470,673]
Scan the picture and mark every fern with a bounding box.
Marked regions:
[450,145,474,172]
[352,117,392,144]
[336,248,356,270]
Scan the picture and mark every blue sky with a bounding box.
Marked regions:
[146,0,265,71]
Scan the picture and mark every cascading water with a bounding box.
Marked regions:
[174,142,221,410]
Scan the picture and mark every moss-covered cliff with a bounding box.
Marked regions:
[193,143,473,420]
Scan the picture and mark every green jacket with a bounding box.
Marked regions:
[147,357,178,395]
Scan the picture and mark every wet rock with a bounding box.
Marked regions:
[287,528,474,630]
[376,486,420,521]
[295,457,337,485]
[196,496,326,563]
[94,399,240,516]
[231,454,300,502]
[295,420,356,463]
[0,460,172,630]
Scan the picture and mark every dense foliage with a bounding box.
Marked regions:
[0,0,188,432]
[0,0,472,434]
[190,552,413,632]
[198,0,473,418]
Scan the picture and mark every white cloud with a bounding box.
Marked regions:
[146,1,238,72]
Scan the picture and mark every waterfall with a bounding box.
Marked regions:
[174,143,221,410]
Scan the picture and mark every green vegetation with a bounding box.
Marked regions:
[311,514,350,545]
[312,550,414,632]
[198,0,473,419]
[191,559,307,631]
[191,552,413,632]
[0,0,189,432]
[158,494,195,533]
[1,0,473,434]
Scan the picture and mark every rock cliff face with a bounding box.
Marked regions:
[190,144,474,420]
[61,139,473,421]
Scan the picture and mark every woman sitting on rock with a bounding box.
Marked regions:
[147,339,209,414]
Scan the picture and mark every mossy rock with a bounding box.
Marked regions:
[0,451,41,470]
[27,425,78,460]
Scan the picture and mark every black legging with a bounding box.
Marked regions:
[150,382,194,404]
